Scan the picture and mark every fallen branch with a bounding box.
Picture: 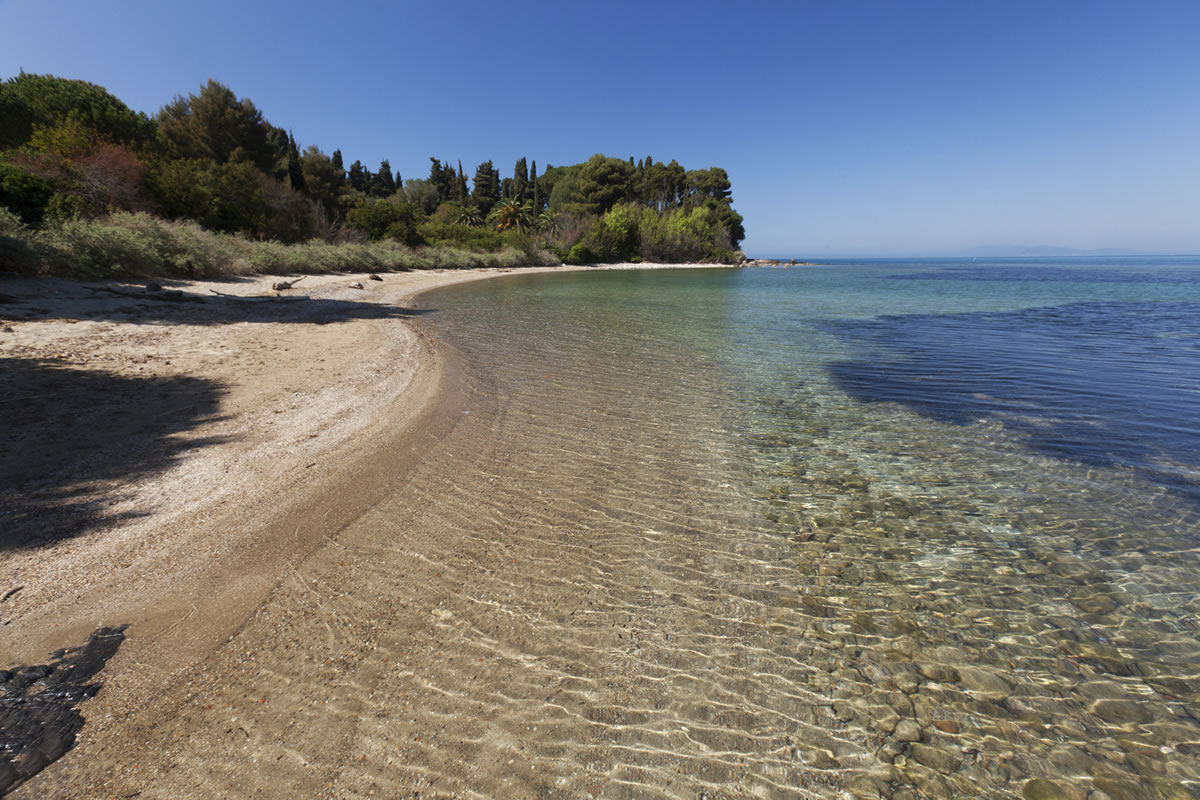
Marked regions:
[272,277,306,291]
[208,289,308,302]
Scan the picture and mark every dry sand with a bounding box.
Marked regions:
[0,262,739,797]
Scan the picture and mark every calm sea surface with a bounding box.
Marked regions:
[411,258,1200,798]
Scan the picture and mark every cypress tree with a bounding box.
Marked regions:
[513,157,528,202]
[348,160,368,192]
[529,160,540,210]
[287,132,306,192]
[329,149,346,192]
[471,160,499,214]
[429,157,461,203]
[375,159,396,195]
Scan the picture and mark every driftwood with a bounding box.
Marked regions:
[208,289,308,302]
[349,282,364,289]
[272,277,306,291]
[88,286,204,303]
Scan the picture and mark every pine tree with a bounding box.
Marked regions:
[331,149,344,174]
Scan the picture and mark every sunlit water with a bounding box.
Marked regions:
[412,259,1200,798]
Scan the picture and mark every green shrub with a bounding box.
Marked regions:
[0,161,55,226]
[0,208,560,279]
[0,205,40,273]
[417,220,506,251]
[565,243,594,264]
[44,192,81,223]
[345,198,424,245]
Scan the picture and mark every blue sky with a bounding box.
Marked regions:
[2,0,1197,256]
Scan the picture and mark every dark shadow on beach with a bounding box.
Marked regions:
[0,358,227,550]
[0,281,444,550]
[0,284,437,327]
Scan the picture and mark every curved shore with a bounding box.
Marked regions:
[0,267,557,795]
[1,262,739,797]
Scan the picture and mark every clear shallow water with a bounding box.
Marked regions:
[416,259,1200,798]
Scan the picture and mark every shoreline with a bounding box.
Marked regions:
[0,261,731,795]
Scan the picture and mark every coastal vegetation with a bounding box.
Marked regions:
[0,74,745,278]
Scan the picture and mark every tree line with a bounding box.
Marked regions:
[0,73,744,264]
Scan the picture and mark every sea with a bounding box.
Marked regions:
[411,257,1200,797]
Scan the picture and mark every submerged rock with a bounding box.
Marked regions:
[1022,778,1070,800]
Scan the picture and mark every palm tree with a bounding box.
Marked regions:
[456,203,483,227]
[535,209,559,235]
[487,199,532,233]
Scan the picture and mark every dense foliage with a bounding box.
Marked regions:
[0,72,746,277]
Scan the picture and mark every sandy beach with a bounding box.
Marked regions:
[1,262,743,798]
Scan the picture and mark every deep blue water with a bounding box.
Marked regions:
[826,299,1200,499]
[731,257,1200,503]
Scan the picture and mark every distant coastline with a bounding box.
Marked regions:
[742,258,816,267]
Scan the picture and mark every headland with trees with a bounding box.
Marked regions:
[0,74,746,279]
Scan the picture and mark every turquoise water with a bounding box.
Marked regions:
[416,259,1200,798]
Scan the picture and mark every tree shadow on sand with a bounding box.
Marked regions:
[0,283,444,550]
[0,283,438,327]
[0,358,227,550]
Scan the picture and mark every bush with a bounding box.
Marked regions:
[0,209,561,279]
[345,198,424,246]
[44,191,81,222]
[565,243,594,264]
[0,205,40,273]
[579,203,639,262]
[416,220,500,251]
[149,158,269,235]
[0,161,55,226]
